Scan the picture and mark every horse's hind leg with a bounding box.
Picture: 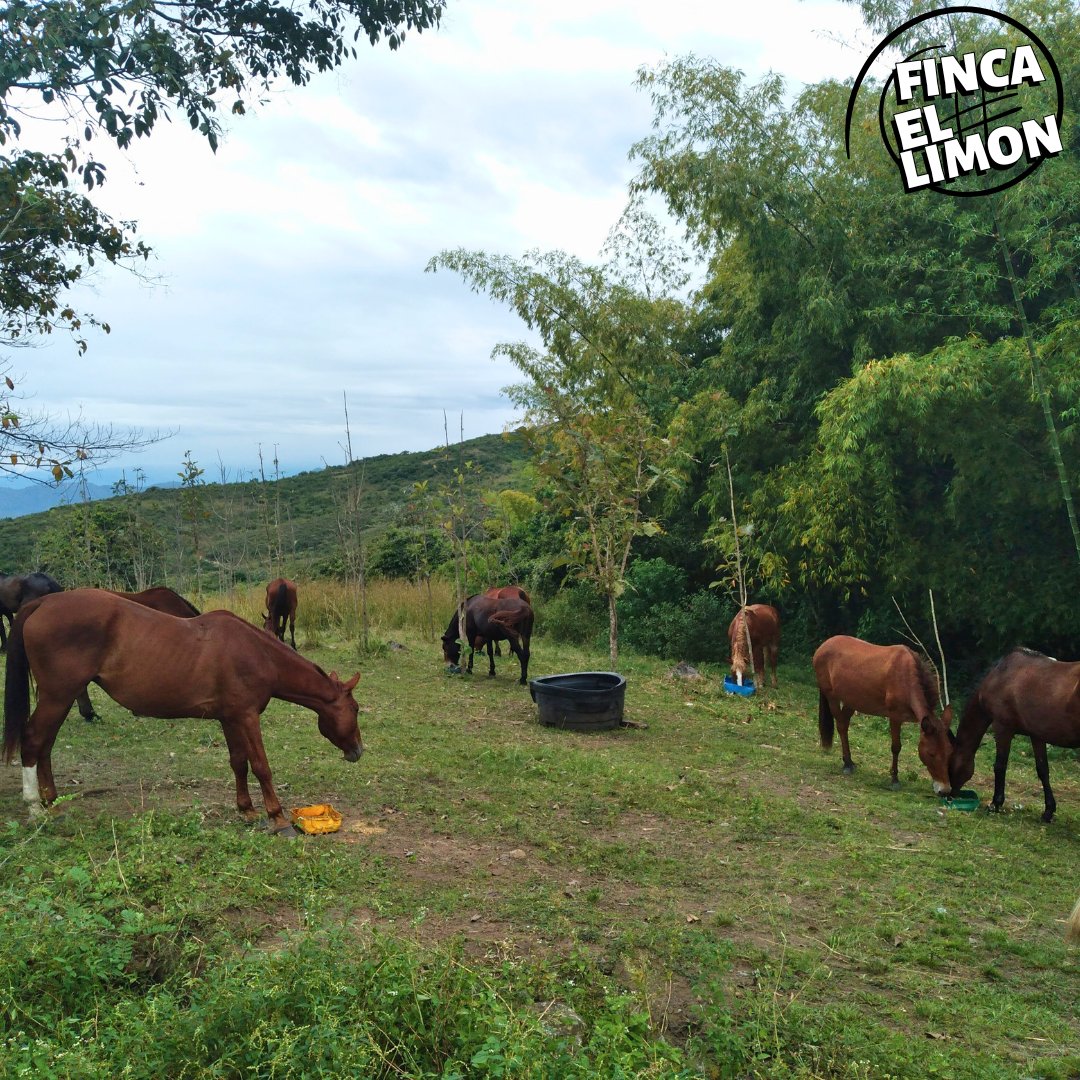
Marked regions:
[19,697,73,818]
[510,636,529,685]
[1030,737,1057,823]
[288,613,296,650]
[991,732,1015,812]
[767,645,779,688]
[834,705,856,773]
[487,641,496,678]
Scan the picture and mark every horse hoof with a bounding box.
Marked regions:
[890,780,901,791]
[273,824,300,838]
[842,764,855,775]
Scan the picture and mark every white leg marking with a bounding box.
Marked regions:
[22,766,43,818]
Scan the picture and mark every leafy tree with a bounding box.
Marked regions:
[0,0,443,473]
[428,248,684,664]
[629,2,1080,656]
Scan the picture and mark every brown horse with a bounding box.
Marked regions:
[112,586,201,618]
[442,595,533,685]
[948,648,1080,823]
[483,586,531,654]
[485,585,531,604]
[0,571,63,649]
[73,586,204,722]
[264,577,298,649]
[813,635,953,792]
[728,604,780,688]
[3,589,362,835]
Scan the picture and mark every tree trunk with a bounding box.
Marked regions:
[608,590,619,667]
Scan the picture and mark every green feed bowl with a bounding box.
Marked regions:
[940,788,980,812]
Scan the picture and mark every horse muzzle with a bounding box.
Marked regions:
[343,745,364,763]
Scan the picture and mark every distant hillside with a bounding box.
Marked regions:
[0,479,119,519]
[0,430,533,582]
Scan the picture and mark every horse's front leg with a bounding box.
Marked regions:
[74,688,100,723]
[1030,737,1057,823]
[224,716,295,835]
[991,731,1015,812]
[888,719,902,789]
[220,722,260,824]
[767,646,779,688]
[487,641,496,678]
[753,647,766,689]
[288,615,297,650]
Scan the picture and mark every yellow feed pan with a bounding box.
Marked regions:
[290,804,342,834]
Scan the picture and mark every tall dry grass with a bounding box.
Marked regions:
[196,577,459,647]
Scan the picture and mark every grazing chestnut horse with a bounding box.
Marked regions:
[948,648,1080,823]
[3,590,362,835]
[264,578,298,649]
[442,595,533,685]
[813,635,953,792]
[73,586,203,722]
[728,604,780,688]
[0,571,63,649]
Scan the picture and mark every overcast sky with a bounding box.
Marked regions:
[11,0,874,488]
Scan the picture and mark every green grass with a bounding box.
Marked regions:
[2,589,1079,1078]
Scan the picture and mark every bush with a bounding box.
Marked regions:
[539,586,607,646]
[617,559,730,662]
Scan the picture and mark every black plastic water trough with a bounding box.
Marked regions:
[529,672,627,732]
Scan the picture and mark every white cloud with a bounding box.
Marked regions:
[9,0,874,485]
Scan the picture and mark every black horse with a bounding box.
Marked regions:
[441,595,533,685]
[0,572,63,650]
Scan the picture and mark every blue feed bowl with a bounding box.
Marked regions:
[723,674,756,696]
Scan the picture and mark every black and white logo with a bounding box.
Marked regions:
[846,6,1064,196]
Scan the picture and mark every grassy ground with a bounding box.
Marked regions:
[1,586,1079,1077]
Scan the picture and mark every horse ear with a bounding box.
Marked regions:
[343,671,360,691]
[940,704,954,731]
[920,714,938,736]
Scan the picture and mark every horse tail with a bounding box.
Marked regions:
[487,609,522,641]
[1068,896,1080,943]
[3,606,33,764]
[818,691,834,750]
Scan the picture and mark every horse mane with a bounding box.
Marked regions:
[904,647,941,711]
[731,608,750,667]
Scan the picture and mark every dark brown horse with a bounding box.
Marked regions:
[813,635,953,793]
[442,595,533,685]
[0,571,63,649]
[73,586,203,722]
[728,604,781,688]
[948,647,1080,823]
[264,577,298,649]
[3,589,362,834]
